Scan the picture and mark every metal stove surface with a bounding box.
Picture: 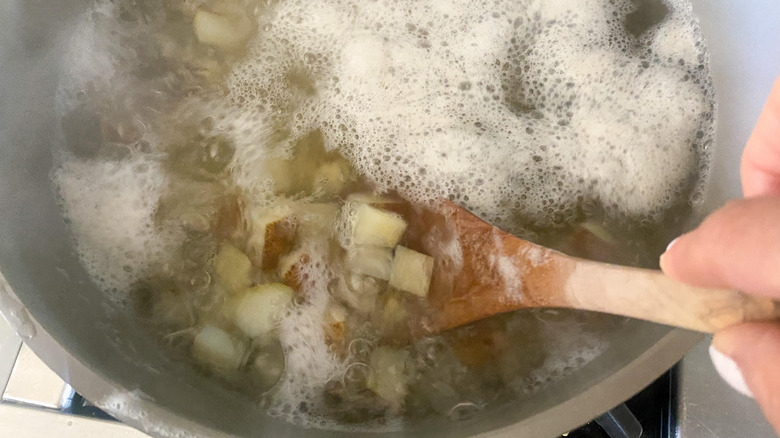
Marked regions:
[0,314,773,437]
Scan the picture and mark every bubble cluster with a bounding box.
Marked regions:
[520,318,608,393]
[55,155,184,302]
[264,244,346,428]
[224,0,714,232]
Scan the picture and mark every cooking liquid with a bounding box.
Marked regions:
[53,0,714,431]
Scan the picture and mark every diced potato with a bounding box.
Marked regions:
[367,347,410,410]
[214,243,253,294]
[313,159,354,196]
[263,158,295,194]
[352,204,407,247]
[220,295,241,322]
[580,220,619,246]
[151,289,194,330]
[156,179,222,232]
[247,206,297,271]
[332,274,381,315]
[232,283,294,338]
[278,248,310,291]
[213,195,243,240]
[378,293,409,332]
[264,132,331,195]
[389,246,434,297]
[193,9,254,51]
[346,246,393,281]
[249,340,286,391]
[294,202,340,241]
[191,325,246,372]
[346,193,403,206]
[325,302,348,326]
[323,302,348,352]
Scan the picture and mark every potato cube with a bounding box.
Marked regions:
[346,246,393,281]
[346,193,403,206]
[294,202,340,241]
[151,289,194,330]
[313,159,354,196]
[278,248,310,291]
[389,246,434,297]
[323,302,348,353]
[332,274,381,315]
[378,293,409,333]
[233,283,294,338]
[367,347,410,410]
[580,220,618,245]
[214,243,253,294]
[247,207,297,271]
[325,302,348,326]
[191,325,246,372]
[262,158,295,194]
[250,340,286,390]
[352,204,407,247]
[193,9,253,51]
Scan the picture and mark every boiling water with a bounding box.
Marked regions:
[53,0,714,431]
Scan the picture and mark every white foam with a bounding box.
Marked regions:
[54,155,183,301]
[265,242,346,428]
[224,0,713,231]
[518,317,609,394]
[99,390,200,438]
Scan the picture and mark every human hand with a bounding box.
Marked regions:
[660,76,780,433]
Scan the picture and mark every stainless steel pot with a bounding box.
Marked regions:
[0,1,778,437]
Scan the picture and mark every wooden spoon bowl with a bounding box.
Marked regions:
[394,201,780,337]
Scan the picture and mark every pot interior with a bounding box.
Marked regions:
[1,0,778,436]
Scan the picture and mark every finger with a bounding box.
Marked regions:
[712,323,780,434]
[742,76,780,198]
[659,196,780,298]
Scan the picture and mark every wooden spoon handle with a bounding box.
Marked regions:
[560,258,780,333]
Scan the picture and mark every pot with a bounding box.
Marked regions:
[0,1,778,437]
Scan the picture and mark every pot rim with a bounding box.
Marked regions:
[0,269,702,437]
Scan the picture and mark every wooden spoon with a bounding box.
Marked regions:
[395,201,780,336]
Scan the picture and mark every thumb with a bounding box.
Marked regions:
[659,196,780,298]
[712,323,780,433]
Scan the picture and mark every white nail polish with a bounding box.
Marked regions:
[709,345,754,398]
[665,237,680,253]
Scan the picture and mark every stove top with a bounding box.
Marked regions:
[0,315,773,437]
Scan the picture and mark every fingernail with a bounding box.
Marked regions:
[709,344,754,398]
[665,237,680,253]
[659,237,680,272]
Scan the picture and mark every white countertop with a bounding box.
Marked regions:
[0,316,147,438]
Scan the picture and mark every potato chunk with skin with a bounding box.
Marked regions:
[193,9,253,51]
[352,204,407,247]
[389,246,434,297]
[192,325,246,372]
[278,248,309,291]
[367,347,410,411]
[233,283,294,338]
[247,207,297,272]
[323,302,348,353]
[214,243,253,294]
[346,246,393,281]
